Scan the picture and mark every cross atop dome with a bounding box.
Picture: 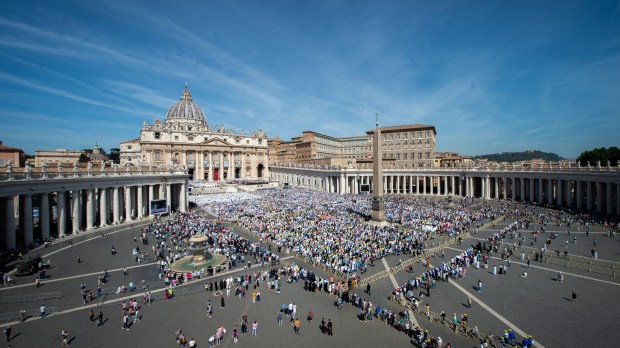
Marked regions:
[181,84,193,101]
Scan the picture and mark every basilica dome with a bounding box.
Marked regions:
[165,85,206,125]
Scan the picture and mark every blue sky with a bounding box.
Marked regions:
[1,0,619,158]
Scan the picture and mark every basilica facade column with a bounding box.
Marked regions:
[208,151,214,181]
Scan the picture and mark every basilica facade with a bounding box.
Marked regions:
[120,86,269,181]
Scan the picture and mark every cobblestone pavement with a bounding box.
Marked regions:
[1,198,618,347]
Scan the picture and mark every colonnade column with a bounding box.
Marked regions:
[125,186,133,220]
[586,181,592,211]
[528,178,534,203]
[566,180,572,207]
[40,193,50,240]
[547,179,553,205]
[576,181,582,209]
[20,195,33,247]
[3,196,16,249]
[494,177,499,199]
[538,179,544,204]
[137,185,144,219]
[617,184,620,216]
[72,190,81,232]
[606,183,613,215]
[416,176,420,194]
[166,184,172,211]
[113,187,120,223]
[596,182,603,213]
[557,180,563,207]
[423,176,427,195]
[100,188,108,226]
[451,176,455,195]
[519,178,525,201]
[57,192,66,236]
[86,189,95,230]
[502,178,507,199]
[180,183,187,212]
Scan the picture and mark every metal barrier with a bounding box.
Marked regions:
[388,295,502,347]
[0,292,62,304]
[0,307,61,322]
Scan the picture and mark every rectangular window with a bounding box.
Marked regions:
[155,132,160,139]
[175,136,179,141]
[188,136,194,141]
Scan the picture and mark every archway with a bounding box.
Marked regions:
[257,164,264,178]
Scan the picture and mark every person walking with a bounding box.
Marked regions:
[366,283,371,295]
[4,326,11,343]
[572,290,577,301]
[327,319,333,336]
[252,321,258,336]
[277,312,283,326]
[232,328,238,343]
[467,297,472,308]
[61,329,69,346]
[293,318,300,334]
[477,280,482,292]
[40,303,46,317]
[221,296,225,308]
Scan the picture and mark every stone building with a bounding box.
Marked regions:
[367,124,436,168]
[34,148,82,167]
[269,124,436,168]
[120,85,269,181]
[0,141,25,167]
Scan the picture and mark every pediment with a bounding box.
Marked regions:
[201,138,230,145]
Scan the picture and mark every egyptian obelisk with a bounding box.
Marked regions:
[371,113,385,223]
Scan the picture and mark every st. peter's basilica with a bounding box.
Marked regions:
[120,85,269,181]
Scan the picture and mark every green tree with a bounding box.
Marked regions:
[78,153,89,163]
[577,146,619,166]
[109,148,120,164]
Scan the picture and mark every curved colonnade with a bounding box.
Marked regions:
[0,167,189,250]
[270,164,620,216]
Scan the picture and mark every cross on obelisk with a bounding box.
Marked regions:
[371,113,385,223]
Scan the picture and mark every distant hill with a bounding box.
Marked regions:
[472,150,565,163]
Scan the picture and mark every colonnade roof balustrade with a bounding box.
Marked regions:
[0,162,189,197]
[270,162,620,177]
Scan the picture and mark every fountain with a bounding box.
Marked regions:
[171,234,227,274]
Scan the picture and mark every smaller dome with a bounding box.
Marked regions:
[165,85,207,125]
